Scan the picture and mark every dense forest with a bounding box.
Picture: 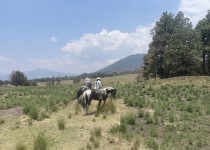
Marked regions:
[143,10,210,79]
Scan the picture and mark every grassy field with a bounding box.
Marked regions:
[1,74,210,150]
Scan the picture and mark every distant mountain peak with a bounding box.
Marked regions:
[0,69,76,81]
[96,53,145,74]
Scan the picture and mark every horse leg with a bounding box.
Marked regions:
[85,105,89,115]
[103,99,106,105]
[98,100,102,107]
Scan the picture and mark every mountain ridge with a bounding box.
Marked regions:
[0,69,76,81]
[95,54,145,74]
[0,54,145,80]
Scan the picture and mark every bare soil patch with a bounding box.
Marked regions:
[0,106,23,118]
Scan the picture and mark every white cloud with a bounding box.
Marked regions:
[61,24,154,73]
[50,36,57,42]
[106,58,119,65]
[179,0,210,26]
[26,56,103,73]
[62,25,153,56]
[27,56,72,71]
[0,55,12,63]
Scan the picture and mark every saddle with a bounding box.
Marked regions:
[95,89,103,99]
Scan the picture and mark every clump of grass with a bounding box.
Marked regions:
[110,123,127,133]
[29,106,39,120]
[132,136,141,150]
[169,112,175,123]
[39,112,50,121]
[138,109,144,118]
[97,100,116,114]
[15,142,27,150]
[23,103,39,120]
[75,102,81,115]
[0,118,5,124]
[86,142,93,149]
[144,137,159,150]
[92,118,96,122]
[120,113,136,125]
[91,127,102,137]
[28,119,33,126]
[150,127,158,138]
[88,127,102,149]
[144,112,153,124]
[103,113,107,119]
[57,117,65,130]
[68,113,72,119]
[33,132,48,150]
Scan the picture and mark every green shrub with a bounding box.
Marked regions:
[33,133,48,150]
[169,112,175,123]
[28,119,32,126]
[110,123,127,133]
[91,127,102,137]
[145,112,153,124]
[120,113,136,125]
[0,118,5,124]
[57,117,65,130]
[29,106,39,120]
[138,109,144,118]
[150,127,158,137]
[144,137,159,150]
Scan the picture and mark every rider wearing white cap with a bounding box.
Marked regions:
[83,77,91,89]
[94,77,103,100]
[95,77,102,89]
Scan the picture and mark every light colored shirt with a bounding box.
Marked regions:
[95,80,102,89]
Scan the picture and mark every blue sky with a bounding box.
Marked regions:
[0,0,210,74]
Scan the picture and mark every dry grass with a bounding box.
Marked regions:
[0,98,140,150]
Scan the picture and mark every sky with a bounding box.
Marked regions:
[0,0,210,74]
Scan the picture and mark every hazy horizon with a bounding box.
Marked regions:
[1,0,210,74]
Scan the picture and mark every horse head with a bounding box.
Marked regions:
[104,87,117,99]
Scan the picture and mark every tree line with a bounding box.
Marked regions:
[0,69,140,86]
[143,10,210,79]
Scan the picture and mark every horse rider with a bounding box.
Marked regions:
[83,77,91,90]
[94,77,103,100]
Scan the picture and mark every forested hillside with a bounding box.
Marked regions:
[144,10,210,79]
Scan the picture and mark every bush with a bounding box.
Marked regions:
[144,137,159,150]
[138,109,144,118]
[145,112,153,124]
[0,118,5,124]
[120,113,136,125]
[29,106,39,120]
[23,103,39,120]
[110,123,127,133]
[57,117,65,130]
[33,133,48,150]
[91,127,102,137]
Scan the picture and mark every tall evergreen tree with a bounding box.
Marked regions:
[144,12,174,79]
[144,11,202,79]
[196,10,210,75]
